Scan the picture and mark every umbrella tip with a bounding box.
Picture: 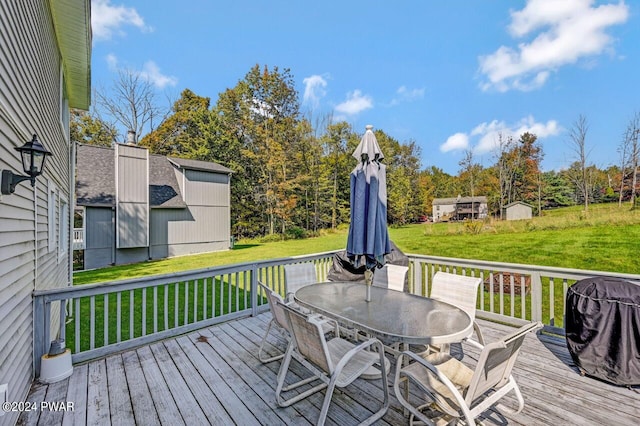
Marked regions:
[365,124,373,131]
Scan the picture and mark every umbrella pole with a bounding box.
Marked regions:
[365,269,373,302]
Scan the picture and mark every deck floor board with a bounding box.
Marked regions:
[19,315,639,426]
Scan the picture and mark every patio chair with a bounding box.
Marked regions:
[258,281,291,363]
[258,281,338,364]
[275,301,390,425]
[394,321,543,425]
[372,264,408,292]
[284,262,318,301]
[428,271,486,351]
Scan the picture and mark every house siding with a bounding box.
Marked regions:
[148,169,230,259]
[84,207,114,270]
[116,145,149,249]
[0,1,82,424]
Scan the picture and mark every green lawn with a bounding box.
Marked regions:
[75,203,640,285]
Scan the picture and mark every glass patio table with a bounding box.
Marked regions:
[294,282,473,348]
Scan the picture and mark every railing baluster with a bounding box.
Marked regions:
[203,278,208,320]
[153,286,158,334]
[219,274,224,316]
[479,271,485,313]
[499,273,505,315]
[116,292,121,343]
[521,275,526,320]
[193,279,198,322]
[104,294,109,346]
[184,281,189,325]
[243,271,248,311]
[174,283,179,328]
[164,284,169,331]
[129,291,134,340]
[489,272,495,313]
[211,276,216,318]
[75,298,80,353]
[90,296,95,350]
[227,273,232,315]
[549,277,555,327]
[142,288,147,336]
[234,272,240,311]
[510,274,515,317]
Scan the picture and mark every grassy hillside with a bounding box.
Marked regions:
[74,203,640,284]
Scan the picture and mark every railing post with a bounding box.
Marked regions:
[33,295,45,376]
[531,271,543,323]
[250,263,259,317]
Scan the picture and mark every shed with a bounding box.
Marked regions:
[503,201,533,221]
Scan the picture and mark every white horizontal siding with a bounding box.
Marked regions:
[0,1,77,424]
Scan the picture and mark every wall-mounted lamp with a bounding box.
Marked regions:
[1,134,52,195]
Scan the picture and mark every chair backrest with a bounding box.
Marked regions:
[465,321,542,404]
[430,272,482,321]
[372,264,408,291]
[284,263,318,296]
[280,302,333,374]
[259,281,289,331]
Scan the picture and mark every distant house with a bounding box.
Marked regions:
[432,196,488,222]
[503,201,533,221]
[75,143,232,270]
[0,1,91,423]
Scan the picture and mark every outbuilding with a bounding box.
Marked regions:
[75,143,232,269]
[503,201,533,220]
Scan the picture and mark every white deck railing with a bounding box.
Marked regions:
[72,228,84,250]
[32,251,640,376]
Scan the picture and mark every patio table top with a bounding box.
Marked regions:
[294,281,473,346]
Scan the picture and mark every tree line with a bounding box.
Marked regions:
[72,65,640,238]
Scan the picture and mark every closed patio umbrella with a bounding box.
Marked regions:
[346,125,391,300]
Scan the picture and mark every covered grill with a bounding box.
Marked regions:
[565,276,640,386]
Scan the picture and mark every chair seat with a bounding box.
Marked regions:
[360,356,391,380]
[326,338,380,387]
[403,352,473,404]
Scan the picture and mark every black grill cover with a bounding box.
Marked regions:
[327,241,409,283]
[566,277,640,386]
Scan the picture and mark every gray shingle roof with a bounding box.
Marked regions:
[168,157,232,174]
[149,154,186,208]
[76,144,115,207]
[75,144,229,209]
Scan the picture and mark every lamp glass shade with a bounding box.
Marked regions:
[15,134,51,177]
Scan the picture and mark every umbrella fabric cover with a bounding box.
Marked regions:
[346,125,391,270]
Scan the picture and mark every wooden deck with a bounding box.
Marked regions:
[19,314,639,426]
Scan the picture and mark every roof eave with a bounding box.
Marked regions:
[50,0,92,110]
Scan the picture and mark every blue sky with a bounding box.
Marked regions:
[90,0,638,175]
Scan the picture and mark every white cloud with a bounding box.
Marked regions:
[91,0,152,41]
[391,86,425,105]
[334,90,373,115]
[440,133,469,153]
[105,55,177,89]
[471,115,561,153]
[479,0,628,92]
[302,75,328,110]
[106,53,118,71]
[139,61,177,89]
